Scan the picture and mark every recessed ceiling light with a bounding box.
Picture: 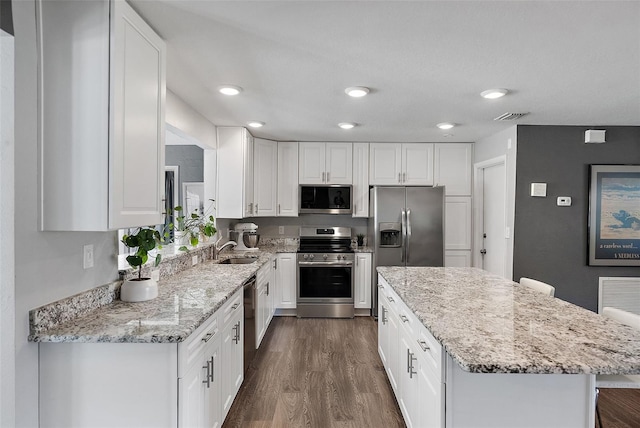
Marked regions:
[338,122,356,129]
[436,122,455,130]
[480,88,509,99]
[218,85,243,96]
[344,87,370,98]
[247,121,264,128]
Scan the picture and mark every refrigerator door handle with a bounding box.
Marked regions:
[401,209,407,263]
[406,209,412,263]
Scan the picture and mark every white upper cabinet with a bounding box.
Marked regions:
[253,138,278,217]
[217,127,254,219]
[352,143,369,217]
[370,143,433,185]
[445,197,472,250]
[277,142,299,217]
[299,142,352,184]
[402,143,434,185]
[434,144,473,196]
[369,143,402,185]
[38,0,166,230]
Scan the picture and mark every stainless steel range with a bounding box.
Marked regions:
[297,227,355,318]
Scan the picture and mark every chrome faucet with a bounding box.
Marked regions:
[214,238,237,260]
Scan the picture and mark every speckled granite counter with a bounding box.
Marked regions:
[377,266,640,375]
[29,244,297,343]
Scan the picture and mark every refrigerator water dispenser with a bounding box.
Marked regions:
[379,222,401,247]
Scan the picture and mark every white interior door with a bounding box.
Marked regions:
[478,160,507,277]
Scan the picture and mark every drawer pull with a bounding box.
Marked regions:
[232,303,240,310]
[378,284,384,289]
[388,296,395,303]
[417,339,430,352]
[400,315,409,323]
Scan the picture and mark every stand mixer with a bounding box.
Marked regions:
[232,223,260,251]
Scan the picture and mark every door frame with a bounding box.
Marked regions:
[473,156,508,274]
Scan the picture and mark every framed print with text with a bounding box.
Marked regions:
[589,165,640,266]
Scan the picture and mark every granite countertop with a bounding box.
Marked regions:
[29,245,296,344]
[377,266,640,375]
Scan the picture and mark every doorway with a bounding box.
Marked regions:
[474,156,508,278]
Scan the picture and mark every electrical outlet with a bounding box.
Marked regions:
[192,255,198,266]
[279,226,285,235]
[83,244,94,269]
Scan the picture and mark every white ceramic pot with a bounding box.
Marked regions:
[174,230,190,246]
[120,278,158,302]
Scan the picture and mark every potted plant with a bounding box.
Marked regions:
[120,226,165,302]
[173,200,217,251]
[356,233,365,247]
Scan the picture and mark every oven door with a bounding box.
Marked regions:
[297,259,355,317]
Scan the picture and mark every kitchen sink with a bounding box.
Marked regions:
[219,257,258,264]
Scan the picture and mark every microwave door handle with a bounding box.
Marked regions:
[401,209,407,263]
[406,209,412,264]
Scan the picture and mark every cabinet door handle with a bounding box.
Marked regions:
[398,172,401,183]
[278,204,281,214]
[400,315,409,323]
[255,204,258,213]
[248,202,253,214]
[381,306,387,325]
[209,356,214,383]
[202,361,211,388]
[266,282,270,296]
[322,172,326,182]
[417,339,430,352]
[403,172,406,183]
[326,172,330,182]
[233,321,241,344]
[408,349,417,378]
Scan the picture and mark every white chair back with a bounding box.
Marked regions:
[602,306,640,330]
[519,277,555,297]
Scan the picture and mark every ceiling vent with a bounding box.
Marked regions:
[494,112,529,121]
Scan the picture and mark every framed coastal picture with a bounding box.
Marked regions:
[589,165,640,266]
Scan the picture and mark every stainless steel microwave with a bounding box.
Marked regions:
[299,185,352,214]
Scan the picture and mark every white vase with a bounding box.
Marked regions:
[174,230,190,246]
[120,278,158,302]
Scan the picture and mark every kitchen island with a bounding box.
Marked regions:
[377,266,640,428]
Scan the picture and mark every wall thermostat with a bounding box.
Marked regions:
[530,183,547,197]
[557,196,572,207]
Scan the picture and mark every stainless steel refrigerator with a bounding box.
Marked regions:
[369,186,445,318]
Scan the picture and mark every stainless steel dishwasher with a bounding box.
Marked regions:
[243,275,257,373]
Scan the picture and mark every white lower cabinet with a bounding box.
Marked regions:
[39,289,244,428]
[220,292,244,421]
[179,315,222,428]
[256,260,274,348]
[378,275,444,428]
[354,253,372,310]
[275,253,297,310]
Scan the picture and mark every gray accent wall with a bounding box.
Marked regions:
[166,144,204,206]
[513,125,640,311]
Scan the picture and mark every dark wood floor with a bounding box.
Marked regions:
[223,316,405,428]
[598,388,640,428]
[224,316,640,428]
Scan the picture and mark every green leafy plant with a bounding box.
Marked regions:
[121,226,165,280]
[173,200,217,252]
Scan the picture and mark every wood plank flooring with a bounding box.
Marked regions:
[597,388,640,428]
[223,316,640,428]
[223,317,405,428]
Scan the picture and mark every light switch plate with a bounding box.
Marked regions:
[530,183,547,197]
[557,196,572,206]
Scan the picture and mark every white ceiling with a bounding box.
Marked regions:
[131,0,640,143]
